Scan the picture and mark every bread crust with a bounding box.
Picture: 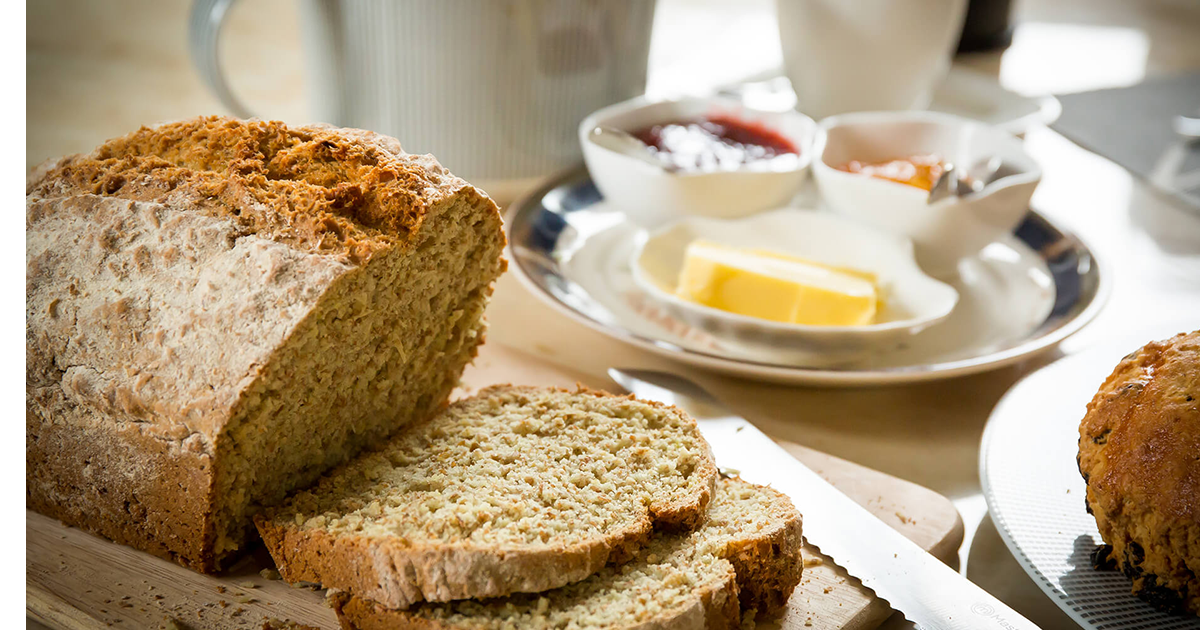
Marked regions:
[261,522,647,616]
[27,117,469,264]
[26,398,217,569]
[1079,331,1200,615]
[330,577,742,630]
[26,116,505,572]
[256,385,718,608]
[722,491,805,615]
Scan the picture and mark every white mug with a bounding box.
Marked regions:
[190,0,657,190]
[776,0,968,119]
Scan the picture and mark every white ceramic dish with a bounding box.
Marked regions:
[630,210,958,364]
[981,328,1199,629]
[506,168,1107,386]
[579,96,816,228]
[562,213,1056,375]
[812,111,1042,273]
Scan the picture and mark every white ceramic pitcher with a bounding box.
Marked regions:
[776,0,968,119]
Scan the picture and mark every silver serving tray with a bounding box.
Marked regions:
[507,167,1108,386]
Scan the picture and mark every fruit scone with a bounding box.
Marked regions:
[1079,330,1200,615]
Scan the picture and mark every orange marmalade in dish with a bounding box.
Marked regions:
[837,155,945,191]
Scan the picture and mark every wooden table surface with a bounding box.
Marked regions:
[27,1,1200,628]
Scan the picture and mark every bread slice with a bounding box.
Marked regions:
[255,386,719,608]
[331,477,803,630]
[26,116,507,571]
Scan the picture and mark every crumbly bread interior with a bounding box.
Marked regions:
[258,386,718,607]
[213,199,501,558]
[27,117,507,568]
[333,477,804,630]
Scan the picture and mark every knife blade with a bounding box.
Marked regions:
[608,368,1040,630]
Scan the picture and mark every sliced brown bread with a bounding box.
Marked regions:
[331,477,804,630]
[255,386,719,609]
[26,116,506,572]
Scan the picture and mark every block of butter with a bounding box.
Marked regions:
[674,240,878,326]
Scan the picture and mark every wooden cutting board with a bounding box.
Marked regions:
[27,344,964,630]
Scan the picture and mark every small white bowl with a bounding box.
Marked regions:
[811,111,1041,274]
[580,96,816,229]
[631,209,959,364]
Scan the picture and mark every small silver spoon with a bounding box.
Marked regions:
[933,157,1020,202]
[927,162,958,204]
[959,157,999,194]
[964,157,1023,193]
[588,126,679,173]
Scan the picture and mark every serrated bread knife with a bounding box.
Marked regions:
[608,368,1039,630]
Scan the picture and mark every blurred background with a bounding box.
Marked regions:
[28,0,1200,200]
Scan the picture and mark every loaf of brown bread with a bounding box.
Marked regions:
[26,116,507,572]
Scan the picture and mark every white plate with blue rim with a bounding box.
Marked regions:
[507,167,1107,387]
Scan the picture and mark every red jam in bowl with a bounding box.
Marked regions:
[631,115,800,172]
